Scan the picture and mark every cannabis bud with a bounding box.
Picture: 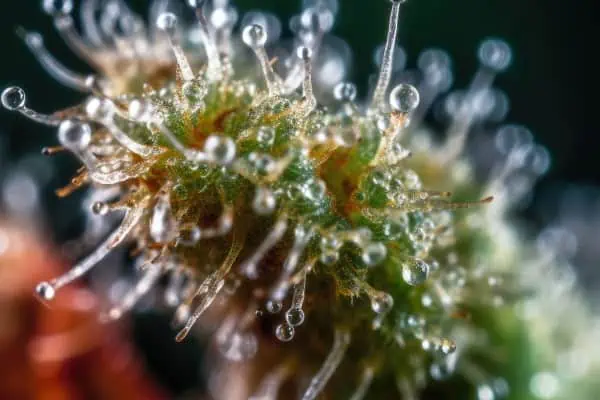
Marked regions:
[2,0,599,399]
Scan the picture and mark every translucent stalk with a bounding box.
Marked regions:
[52,15,100,69]
[301,329,351,400]
[80,0,105,46]
[250,362,293,400]
[105,261,163,320]
[105,119,157,157]
[370,0,402,110]
[299,47,317,115]
[175,229,245,341]
[156,13,195,81]
[243,24,283,95]
[35,196,148,300]
[240,216,288,279]
[152,121,209,163]
[442,67,496,162]
[19,29,90,92]
[198,206,234,239]
[270,226,314,302]
[90,161,151,185]
[349,367,375,400]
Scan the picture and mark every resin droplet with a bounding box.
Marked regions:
[266,300,283,314]
[275,323,295,342]
[257,126,276,146]
[156,12,195,82]
[242,24,267,48]
[242,24,282,95]
[253,186,277,215]
[371,291,393,314]
[333,82,357,102]
[478,38,512,71]
[477,384,496,400]
[42,0,73,16]
[361,242,388,267]
[187,0,207,8]
[370,291,394,330]
[150,192,177,244]
[370,0,404,109]
[390,83,420,114]
[439,337,457,355]
[156,13,178,34]
[92,201,109,216]
[402,258,430,286]
[35,281,56,300]
[286,308,305,327]
[1,87,26,110]
[58,120,92,152]
[204,135,236,165]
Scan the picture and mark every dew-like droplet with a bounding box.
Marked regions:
[333,82,357,102]
[266,300,282,314]
[390,83,420,114]
[402,258,429,286]
[1,87,26,111]
[361,242,388,267]
[478,38,512,71]
[35,281,55,300]
[275,323,294,342]
[242,24,267,49]
[204,135,236,165]
[58,120,92,152]
[286,308,305,327]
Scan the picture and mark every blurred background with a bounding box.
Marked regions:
[0,0,598,398]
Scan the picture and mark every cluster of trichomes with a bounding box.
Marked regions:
[2,0,599,399]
